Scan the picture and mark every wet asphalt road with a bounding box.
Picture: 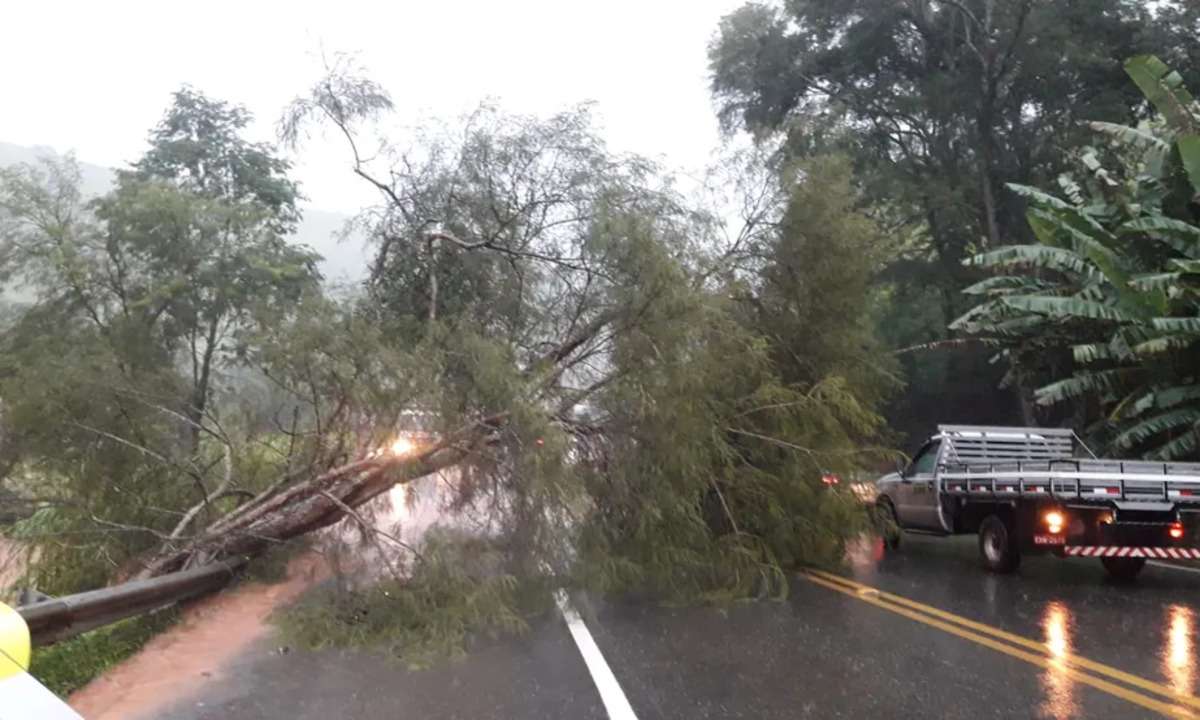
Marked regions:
[152,533,1200,719]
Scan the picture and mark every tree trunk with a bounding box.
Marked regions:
[979,146,1001,249]
[427,236,438,333]
[135,440,479,578]
[187,318,221,452]
[1011,350,1039,427]
[978,80,1002,249]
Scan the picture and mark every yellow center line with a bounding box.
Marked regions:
[800,572,1198,720]
[805,568,1200,712]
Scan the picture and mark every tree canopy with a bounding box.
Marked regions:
[709,0,1200,440]
[0,89,320,591]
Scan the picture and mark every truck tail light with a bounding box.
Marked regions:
[1044,511,1065,535]
[1169,522,1185,540]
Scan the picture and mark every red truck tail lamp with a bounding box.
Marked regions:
[1169,522,1185,540]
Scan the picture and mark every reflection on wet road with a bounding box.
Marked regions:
[836,533,1200,719]
[1040,601,1077,719]
[1165,605,1195,697]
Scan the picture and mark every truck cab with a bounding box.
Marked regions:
[877,438,946,532]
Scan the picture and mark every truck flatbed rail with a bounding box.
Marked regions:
[934,425,1200,505]
[939,459,1200,505]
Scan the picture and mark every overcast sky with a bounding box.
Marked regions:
[1,0,744,215]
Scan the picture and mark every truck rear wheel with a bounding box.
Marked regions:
[1101,556,1146,582]
[979,515,1021,573]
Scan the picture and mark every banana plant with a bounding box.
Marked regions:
[953,56,1200,459]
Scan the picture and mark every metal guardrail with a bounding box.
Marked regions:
[16,557,247,645]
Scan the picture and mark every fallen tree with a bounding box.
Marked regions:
[2,63,897,621]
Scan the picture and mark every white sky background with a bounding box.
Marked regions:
[0,0,746,216]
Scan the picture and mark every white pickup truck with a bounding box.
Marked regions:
[876,425,1200,580]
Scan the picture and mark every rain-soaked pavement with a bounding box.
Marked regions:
[129,533,1200,719]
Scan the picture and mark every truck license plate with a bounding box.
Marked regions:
[1034,534,1065,546]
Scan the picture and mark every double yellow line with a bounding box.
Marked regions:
[800,569,1200,719]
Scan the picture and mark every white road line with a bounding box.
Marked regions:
[1148,560,1200,576]
[555,592,639,720]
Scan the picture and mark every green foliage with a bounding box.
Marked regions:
[1125,55,1198,135]
[132,86,301,231]
[753,156,899,405]
[276,532,541,669]
[0,87,322,593]
[709,0,1200,439]
[957,56,1200,459]
[29,608,179,697]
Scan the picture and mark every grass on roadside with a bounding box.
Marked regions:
[29,607,180,698]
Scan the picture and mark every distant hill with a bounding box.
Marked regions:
[0,141,369,284]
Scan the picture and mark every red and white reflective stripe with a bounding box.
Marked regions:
[1063,546,1200,558]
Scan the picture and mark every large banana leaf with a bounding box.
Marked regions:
[1036,368,1138,406]
[1072,343,1113,363]
[1129,272,1184,293]
[1178,136,1200,197]
[961,275,1052,296]
[1132,334,1195,356]
[1150,385,1200,410]
[1120,216,1200,258]
[1001,295,1135,322]
[1112,407,1200,450]
[1007,183,1109,234]
[965,244,1096,278]
[1148,431,1200,460]
[1086,121,1170,154]
[1150,316,1200,332]
[1124,56,1197,134]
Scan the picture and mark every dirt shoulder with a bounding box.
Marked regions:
[68,553,328,720]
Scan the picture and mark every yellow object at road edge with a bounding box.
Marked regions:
[0,602,31,679]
